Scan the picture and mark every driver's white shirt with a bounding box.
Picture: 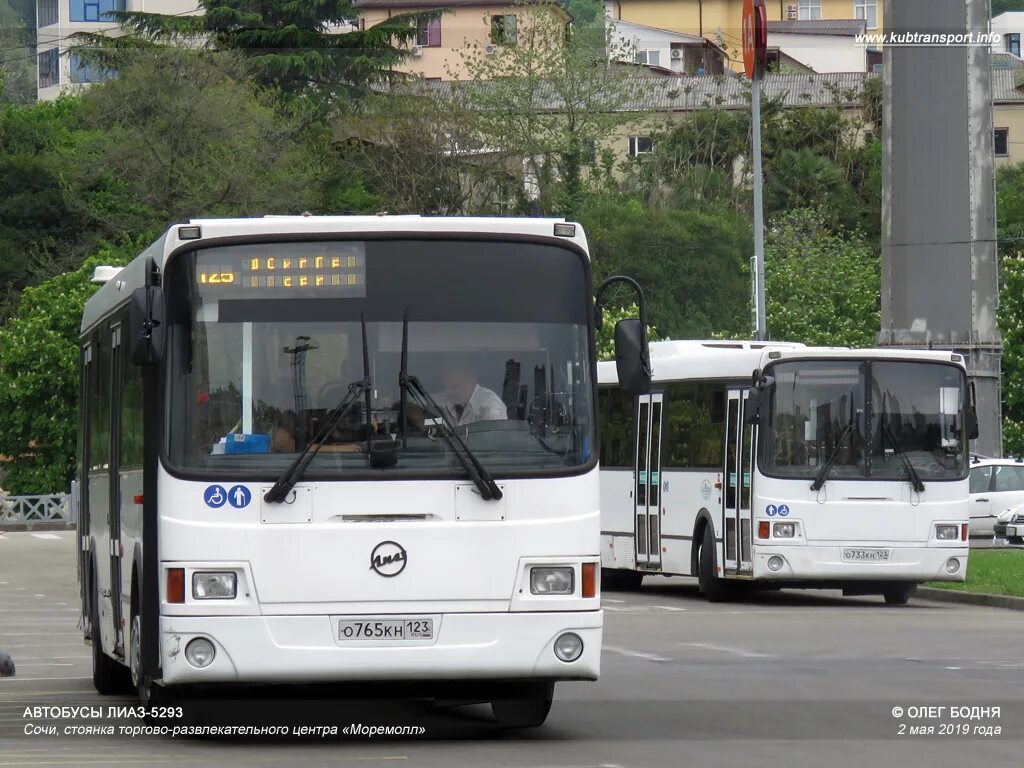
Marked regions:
[442,384,508,426]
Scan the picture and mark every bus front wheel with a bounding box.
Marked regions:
[491,682,554,728]
[883,583,916,606]
[698,525,732,603]
[91,580,131,695]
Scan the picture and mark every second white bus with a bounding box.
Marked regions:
[598,341,976,604]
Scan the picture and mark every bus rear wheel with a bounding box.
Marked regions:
[491,682,554,728]
[698,525,732,603]
[883,583,916,606]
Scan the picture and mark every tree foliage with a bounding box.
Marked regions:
[0,246,135,494]
[579,194,751,339]
[0,0,35,106]
[762,208,879,347]
[75,50,340,229]
[455,0,644,215]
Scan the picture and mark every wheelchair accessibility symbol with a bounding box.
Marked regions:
[203,485,227,509]
[778,504,790,517]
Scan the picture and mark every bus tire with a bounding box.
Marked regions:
[491,682,554,728]
[129,587,171,707]
[883,583,916,606]
[91,579,131,695]
[698,525,731,603]
[602,568,643,591]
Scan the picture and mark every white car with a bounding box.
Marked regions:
[969,457,1024,536]
[994,504,1024,543]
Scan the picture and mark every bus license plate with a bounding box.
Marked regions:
[337,618,434,642]
[842,548,891,562]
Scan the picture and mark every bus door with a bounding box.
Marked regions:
[634,392,664,570]
[723,390,753,575]
[107,322,125,654]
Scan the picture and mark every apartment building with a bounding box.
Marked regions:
[355,0,570,80]
[36,0,199,100]
[604,0,881,73]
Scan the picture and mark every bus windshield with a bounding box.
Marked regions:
[164,239,594,478]
[761,360,968,482]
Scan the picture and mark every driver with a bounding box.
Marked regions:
[439,360,507,426]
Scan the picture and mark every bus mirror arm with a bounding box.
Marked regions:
[129,286,165,366]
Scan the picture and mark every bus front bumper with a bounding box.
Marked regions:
[158,610,602,686]
[751,543,969,582]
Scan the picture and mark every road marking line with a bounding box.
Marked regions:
[0,677,92,683]
[29,533,61,540]
[602,598,626,604]
[603,645,672,662]
[678,642,775,659]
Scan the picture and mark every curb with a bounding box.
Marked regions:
[0,522,75,533]
[916,586,1024,611]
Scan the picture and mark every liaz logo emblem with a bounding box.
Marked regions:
[369,541,407,577]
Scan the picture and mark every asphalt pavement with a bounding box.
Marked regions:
[2,529,1024,767]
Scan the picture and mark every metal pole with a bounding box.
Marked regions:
[752,74,767,341]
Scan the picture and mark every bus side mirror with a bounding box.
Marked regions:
[745,387,761,425]
[129,285,165,366]
[614,318,651,395]
[965,406,979,441]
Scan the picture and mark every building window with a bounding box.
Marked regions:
[69,53,112,83]
[798,0,821,21]
[38,48,59,88]
[634,49,661,67]
[628,136,653,157]
[995,128,1009,158]
[38,0,58,26]
[1007,33,1021,58]
[416,17,441,47]
[69,0,126,23]
[491,14,517,46]
[854,0,878,30]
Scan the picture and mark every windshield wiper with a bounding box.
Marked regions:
[398,312,503,501]
[880,397,925,493]
[810,395,857,492]
[264,317,372,504]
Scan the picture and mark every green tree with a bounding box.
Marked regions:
[455,0,644,215]
[0,98,94,303]
[0,0,35,106]
[999,253,1024,455]
[74,50,346,232]
[0,246,136,494]
[579,194,751,339]
[998,162,1024,259]
[763,208,879,346]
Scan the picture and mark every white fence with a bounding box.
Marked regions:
[0,481,76,526]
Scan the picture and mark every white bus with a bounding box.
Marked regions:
[598,341,976,604]
[77,216,649,727]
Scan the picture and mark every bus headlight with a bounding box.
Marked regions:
[530,567,574,595]
[935,525,959,541]
[192,572,237,600]
[184,638,216,668]
[773,522,797,539]
[554,632,583,662]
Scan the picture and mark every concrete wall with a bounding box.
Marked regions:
[769,31,867,72]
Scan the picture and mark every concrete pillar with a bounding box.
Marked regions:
[878,0,1003,456]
